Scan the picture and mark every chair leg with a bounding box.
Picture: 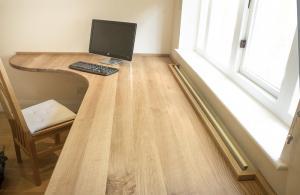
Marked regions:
[55,134,61,145]
[14,142,22,163]
[29,143,41,186]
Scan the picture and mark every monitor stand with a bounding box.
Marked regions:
[100,57,123,65]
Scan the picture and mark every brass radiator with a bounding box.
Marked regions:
[169,63,276,194]
[169,64,253,180]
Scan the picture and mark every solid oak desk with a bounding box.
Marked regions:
[9,53,264,195]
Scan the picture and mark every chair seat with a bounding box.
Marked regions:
[22,100,76,134]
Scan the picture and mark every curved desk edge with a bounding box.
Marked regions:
[10,52,119,195]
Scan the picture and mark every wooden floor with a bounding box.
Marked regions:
[105,57,264,195]
[2,55,265,194]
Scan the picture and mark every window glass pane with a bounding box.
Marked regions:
[205,0,241,67]
[196,0,210,51]
[241,0,297,89]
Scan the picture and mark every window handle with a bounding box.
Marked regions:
[248,0,252,8]
[286,134,293,144]
[240,40,247,48]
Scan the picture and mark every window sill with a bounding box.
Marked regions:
[172,49,289,170]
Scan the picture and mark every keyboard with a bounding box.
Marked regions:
[69,61,119,76]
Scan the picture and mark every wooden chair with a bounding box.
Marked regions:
[0,59,76,186]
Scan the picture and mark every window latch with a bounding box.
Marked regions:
[240,40,247,48]
[248,0,252,8]
[286,134,294,144]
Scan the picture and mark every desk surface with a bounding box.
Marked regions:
[10,53,264,195]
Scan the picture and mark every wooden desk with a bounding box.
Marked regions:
[10,53,264,194]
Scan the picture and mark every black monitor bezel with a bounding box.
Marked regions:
[89,19,137,61]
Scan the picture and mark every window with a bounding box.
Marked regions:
[240,0,297,96]
[197,0,242,69]
[196,0,299,125]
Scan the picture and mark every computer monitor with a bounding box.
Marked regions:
[89,19,137,65]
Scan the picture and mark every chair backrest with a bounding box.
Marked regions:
[0,59,31,150]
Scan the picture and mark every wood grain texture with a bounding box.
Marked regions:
[9,53,266,194]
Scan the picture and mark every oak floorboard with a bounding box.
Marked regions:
[106,56,265,195]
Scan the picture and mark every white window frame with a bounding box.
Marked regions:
[195,0,299,125]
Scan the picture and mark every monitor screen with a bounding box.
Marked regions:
[89,19,137,61]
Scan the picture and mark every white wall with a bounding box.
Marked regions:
[0,0,174,54]
[0,0,175,110]
[171,0,182,50]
